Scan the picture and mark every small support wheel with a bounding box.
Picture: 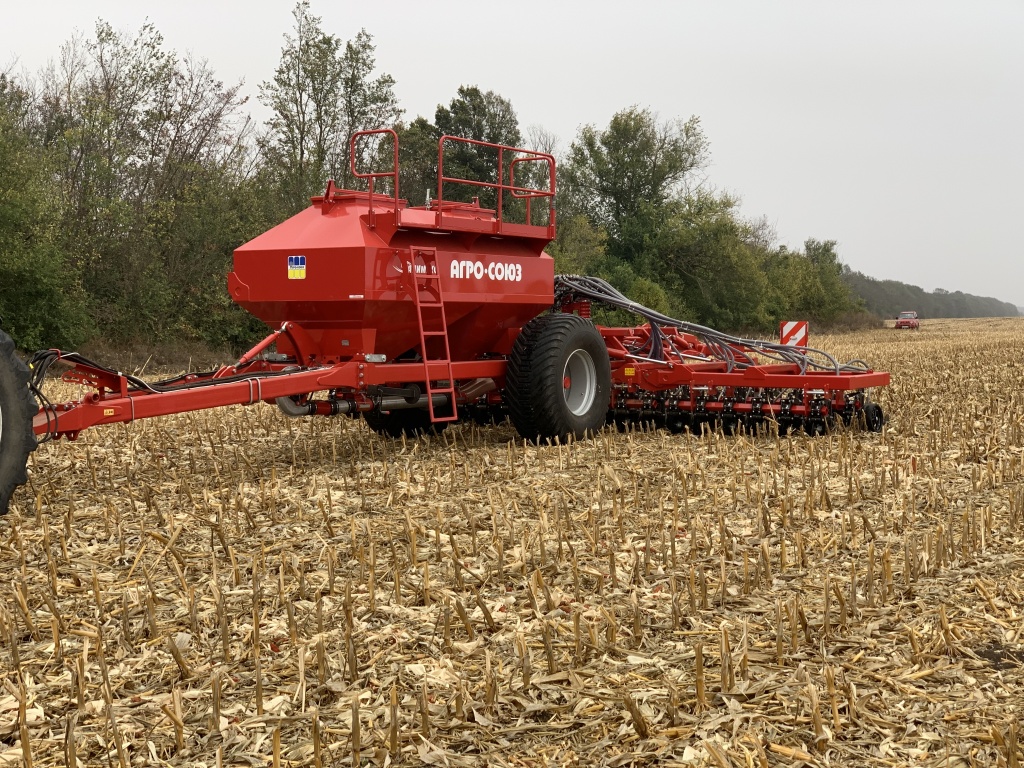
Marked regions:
[720,417,743,436]
[0,331,38,515]
[468,403,505,426]
[363,408,449,438]
[664,412,692,434]
[862,402,884,432]
[505,313,611,442]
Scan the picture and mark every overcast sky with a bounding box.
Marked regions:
[3,1,1022,306]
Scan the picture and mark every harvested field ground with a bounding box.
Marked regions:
[2,317,1023,767]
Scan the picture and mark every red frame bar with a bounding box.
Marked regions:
[33,355,508,440]
[34,317,887,440]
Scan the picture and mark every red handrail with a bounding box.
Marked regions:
[437,135,555,233]
[350,128,399,228]
[347,130,557,235]
[509,155,556,226]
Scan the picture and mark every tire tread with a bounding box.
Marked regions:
[506,313,610,442]
[0,331,38,515]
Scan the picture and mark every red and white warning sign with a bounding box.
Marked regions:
[779,320,808,346]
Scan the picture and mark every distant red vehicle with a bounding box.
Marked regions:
[894,311,920,330]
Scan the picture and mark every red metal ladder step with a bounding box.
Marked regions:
[408,248,457,422]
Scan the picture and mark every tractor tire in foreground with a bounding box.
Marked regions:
[0,331,37,515]
[506,313,611,443]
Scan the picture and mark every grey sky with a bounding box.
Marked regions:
[4,1,1022,305]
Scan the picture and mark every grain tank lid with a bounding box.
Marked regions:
[306,191,555,247]
[390,197,554,245]
[426,198,497,215]
[234,202,389,255]
[395,196,495,227]
[314,180,408,211]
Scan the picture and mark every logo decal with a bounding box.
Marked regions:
[288,254,306,280]
[450,260,522,282]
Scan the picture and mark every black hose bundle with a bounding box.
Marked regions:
[553,275,871,375]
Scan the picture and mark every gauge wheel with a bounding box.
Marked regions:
[363,407,449,438]
[861,401,884,432]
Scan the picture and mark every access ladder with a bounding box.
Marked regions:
[407,248,457,423]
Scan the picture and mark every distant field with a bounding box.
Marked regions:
[2,318,1022,766]
[884,315,1023,329]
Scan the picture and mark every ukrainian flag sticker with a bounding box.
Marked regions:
[288,254,306,279]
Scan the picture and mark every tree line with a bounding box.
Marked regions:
[842,270,1018,320]
[0,3,1011,355]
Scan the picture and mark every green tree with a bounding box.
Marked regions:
[552,106,875,332]
[258,2,344,211]
[0,75,91,349]
[546,214,606,276]
[338,30,402,188]
[433,86,522,208]
[798,239,859,321]
[395,116,440,206]
[560,107,709,266]
[33,21,252,345]
[842,269,1018,319]
[652,193,768,329]
[259,3,400,212]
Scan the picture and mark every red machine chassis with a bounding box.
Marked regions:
[29,130,888,440]
[33,320,888,440]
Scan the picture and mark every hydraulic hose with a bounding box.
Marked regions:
[275,392,450,418]
[553,275,871,374]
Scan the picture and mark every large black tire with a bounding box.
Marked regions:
[363,408,449,438]
[0,331,37,515]
[505,313,611,442]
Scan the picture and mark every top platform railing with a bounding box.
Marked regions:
[348,129,556,242]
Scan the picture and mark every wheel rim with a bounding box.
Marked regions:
[562,349,597,416]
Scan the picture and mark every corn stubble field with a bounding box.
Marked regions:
[2,318,1023,767]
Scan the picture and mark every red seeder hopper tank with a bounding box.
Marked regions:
[229,130,557,366]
